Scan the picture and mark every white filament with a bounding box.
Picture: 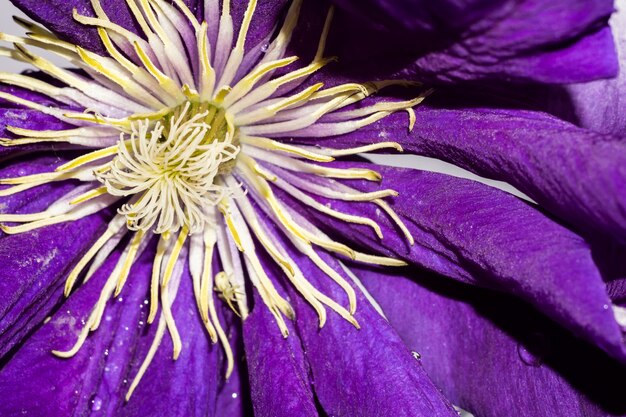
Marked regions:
[97,103,241,234]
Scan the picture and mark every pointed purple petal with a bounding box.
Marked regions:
[254,214,458,417]
[0,109,78,160]
[120,262,220,417]
[289,251,457,417]
[9,0,142,54]
[0,249,126,416]
[0,212,110,357]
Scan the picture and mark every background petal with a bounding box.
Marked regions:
[327,0,617,83]
[353,265,626,417]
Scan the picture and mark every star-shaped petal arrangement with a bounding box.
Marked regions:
[0,0,625,416]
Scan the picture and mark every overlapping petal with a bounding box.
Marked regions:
[252,216,459,417]
[0,250,127,416]
[243,292,318,417]
[353,266,626,417]
[308,106,626,242]
[281,165,626,362]
[329,0,617,83]
[554,0,626,136]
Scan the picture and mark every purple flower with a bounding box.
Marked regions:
[0,0,624,416]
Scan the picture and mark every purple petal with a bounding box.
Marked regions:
[0,249,126,416]
[215,312,252,417]
[332,0,503,34]
[0,212,110,358]
[0,243,223,416]
[353,265,626,417]
[243,292,318,417]
[0,155,76,220]
[557,3,626,136]
[309,106,626,243]
[289,252,457,417]
[0,109,79,160]
[328,0,617,83]
[278,165,626,363]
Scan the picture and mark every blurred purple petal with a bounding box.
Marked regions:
[354,266,626,417]
[329,0,617,83]
[558,1,626,135]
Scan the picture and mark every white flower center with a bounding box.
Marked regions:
[97,102,240,234]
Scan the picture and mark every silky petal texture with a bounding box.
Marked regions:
[0,155,77,222]
[287,251,457,417]
[243,293,318,417]
[9,0,141,54]
[215,314,251,417]
[327,0,617,83]
[353,266,626,417]
[254,214,458,417]
[0,249,129,416]
[332,0,504,33]
[0,243,226,416]
[308,106,626,243]
[0,84,62,109]
[0,211,109,358]
[277,165,626,363]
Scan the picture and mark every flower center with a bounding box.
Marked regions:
[0,0,428,402]
[97,102,241,234]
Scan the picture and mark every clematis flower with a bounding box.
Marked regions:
[0,0,624,416]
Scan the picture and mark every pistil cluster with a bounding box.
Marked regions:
[99,101,241,234]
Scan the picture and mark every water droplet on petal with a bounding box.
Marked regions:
[411,351,421,360]
[90,395,103,411]
[517,333,551,367]
[261,43,269,52]
[231,392,238,399]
